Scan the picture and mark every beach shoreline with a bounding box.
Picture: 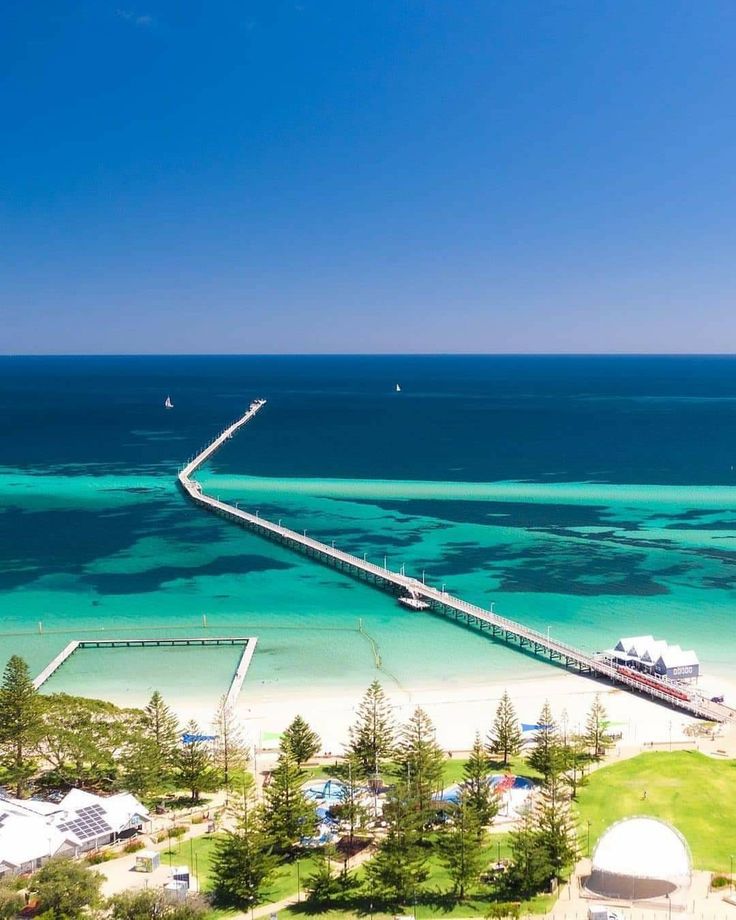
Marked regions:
[151,666,736,755]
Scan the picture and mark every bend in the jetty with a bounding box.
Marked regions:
[177,401,735,724]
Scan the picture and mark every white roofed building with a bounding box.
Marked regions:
[654,647,700,680]
[613,636,654,659]
[606,635,699,681]
[0,789,148,878]
[638,640,669,670]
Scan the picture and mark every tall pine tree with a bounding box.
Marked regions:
[437,792,485,899]
[211,793,278,909]
[526,701,562,781]
[144,691,180,784]
[348,680,396,779]
[461,733,498,831]
[365,780,429,906]
[333,752,369,845]
[176,720,220,803]
[534,773,578,882]
[281,715,321,767]
[505,805,551,899]
[213,695,249,800]
[0,655,43,797]
[263,752,316,854]
[394,707,445,822]
[583,694,612,759]
[487,690,522,766]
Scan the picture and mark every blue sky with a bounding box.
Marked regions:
[2,1,735,354]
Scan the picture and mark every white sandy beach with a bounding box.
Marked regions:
[171,666,736,756]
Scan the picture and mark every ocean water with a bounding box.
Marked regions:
[2,355,736,715]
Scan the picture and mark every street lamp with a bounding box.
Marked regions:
[587,820,591,857]
[666,892,671,920]
[731,853,734,891]
[490,602,495,613]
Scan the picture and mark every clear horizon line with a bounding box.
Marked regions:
[2,352,736,359]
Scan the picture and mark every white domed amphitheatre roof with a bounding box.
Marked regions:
[586,817,692,901]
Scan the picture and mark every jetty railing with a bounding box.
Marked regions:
[178,402,734,724]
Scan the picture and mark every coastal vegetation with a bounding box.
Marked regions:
[0,656,235,804]
[4,655,732,919]
[205,684,587,915]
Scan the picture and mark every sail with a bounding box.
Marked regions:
[164,396,173,408]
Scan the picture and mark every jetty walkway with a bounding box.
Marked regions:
[178,402,734,723]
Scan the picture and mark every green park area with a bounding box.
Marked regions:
[167,749,736,920]
[575,750,736,872]
[167,831,554,920]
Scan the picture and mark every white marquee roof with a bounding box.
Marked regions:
[0,789,148,871]
[592,817,691,881]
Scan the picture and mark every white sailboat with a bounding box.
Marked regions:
[164,395,174,409]
[395,384,401,393]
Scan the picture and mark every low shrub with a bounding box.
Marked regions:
[85,850,114,865]
[122,840,145,854]
[169,826,187,839]
[711,875,730,889]
[190,815,204,825]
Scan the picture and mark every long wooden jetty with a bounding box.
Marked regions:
[178,401,734,723]
[34,636,258,706]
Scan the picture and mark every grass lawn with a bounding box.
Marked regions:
[301,753,539,788]
[279,834,555,920]
[575,751,736,871]
[165,832,319,901]
[177,828,553,919]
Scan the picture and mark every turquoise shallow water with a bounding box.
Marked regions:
[2,355,736,707]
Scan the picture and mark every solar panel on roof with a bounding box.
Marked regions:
[59,806,112,840]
